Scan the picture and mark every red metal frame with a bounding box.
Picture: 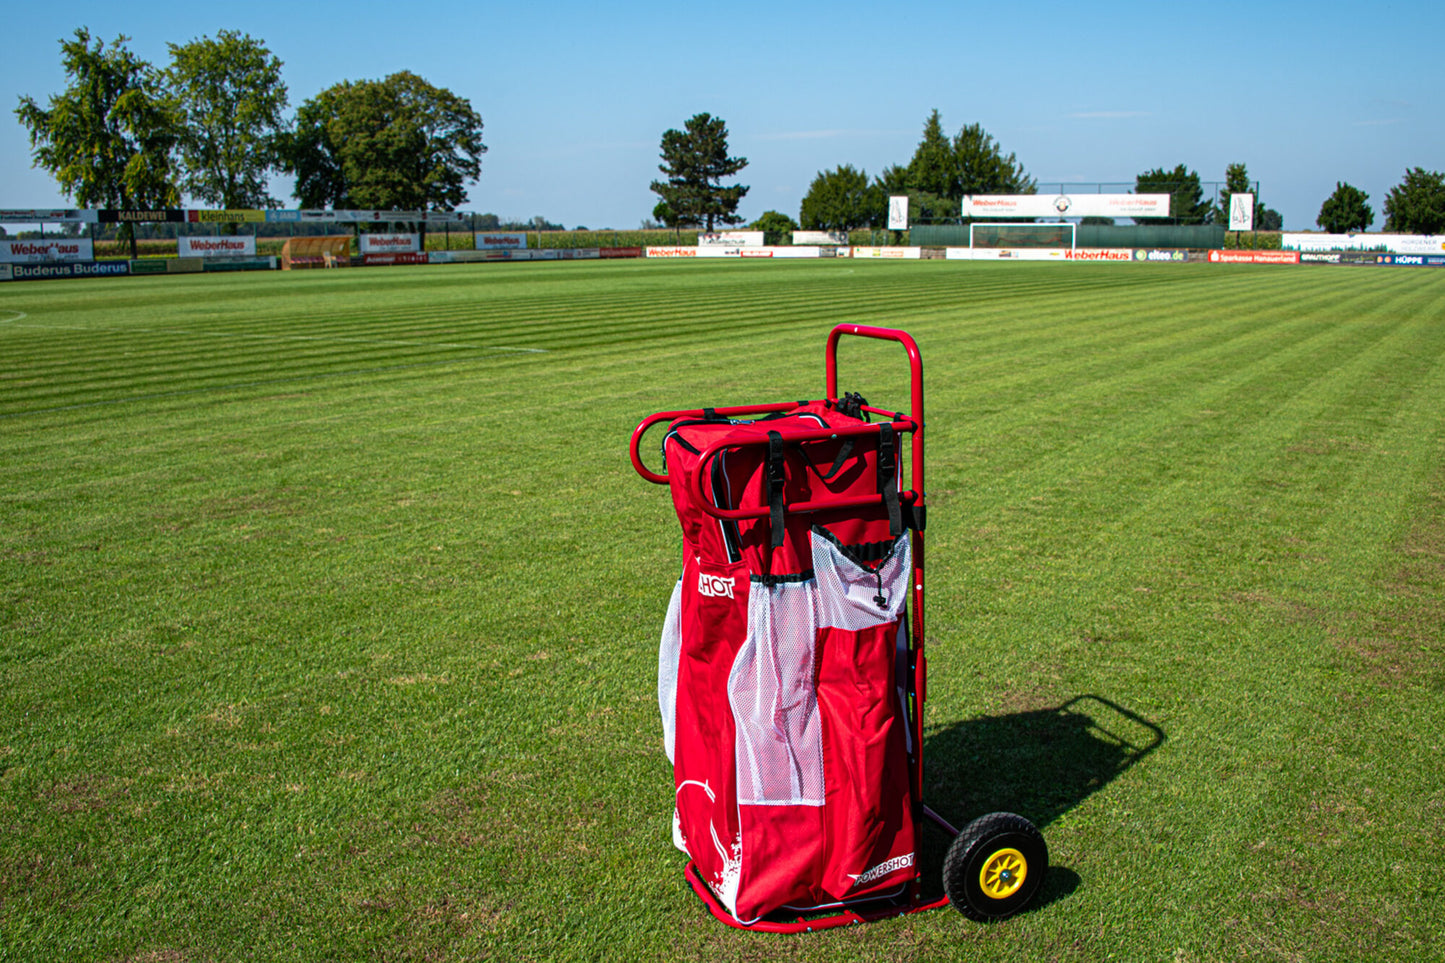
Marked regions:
[630,324,952,932]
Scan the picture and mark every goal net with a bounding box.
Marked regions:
[969,221,1076,252]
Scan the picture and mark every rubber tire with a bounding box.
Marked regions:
[943,812,1048,921]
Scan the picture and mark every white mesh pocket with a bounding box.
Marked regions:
[812,529,911,630]
[727,579,824,806]
[658,577,684,764]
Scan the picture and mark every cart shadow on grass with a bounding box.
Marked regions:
[917,695,1165,911]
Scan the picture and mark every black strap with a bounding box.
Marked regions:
[877,424,901,537]
[794,438,855,482]
[766,430,786,548]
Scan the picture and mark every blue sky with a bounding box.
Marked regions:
[4,0,1440,231]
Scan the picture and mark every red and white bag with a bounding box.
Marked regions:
[656,402,917,922]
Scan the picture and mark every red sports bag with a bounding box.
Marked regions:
[656,400,918,922]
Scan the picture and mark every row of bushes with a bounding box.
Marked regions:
[1222,231,1283,250]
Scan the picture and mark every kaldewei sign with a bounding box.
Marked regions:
[358,233,420,254]
[962,194,1171,219]
[476,232,527,249]
[699,231,765,247]
[1,238,94,263]
[179,236,256,258]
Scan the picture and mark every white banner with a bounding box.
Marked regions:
[475,232,528,250]
[699,231,765,247]
[1,238,93,263]
[947,247,1067,261]
[645,247,698,258]
[0,209,98,223]
[962,194,1171,219]
[179,236,256,258]
[1228,193,1255,231]
[358,233,420,254]
[1281,233,1445,254]
[849,246,922,259]
[792,231,848,245]
[888,195,909,230]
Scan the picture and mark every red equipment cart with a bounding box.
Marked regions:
[629,325,1047,930]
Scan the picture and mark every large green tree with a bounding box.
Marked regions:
[649,113,749,232]
[283,72,485,211]
[14,28,180,256]
[889,110,1033,222]
[1317,182,1373,234]
[799,164,880,234]
[165,30,288,211]
[1134,164,1212,225]
[749,210,799,246]
[1382,168,1445,234]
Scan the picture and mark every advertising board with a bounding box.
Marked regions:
[1066,248,1134,262]
[946,248,1067,260]
[792,231,848,245]
[1379,254,1445,267]
[699,231,765,247]
[888,195,909,230]
[2,238,94,263]
[849,246,922,259]
[362,252,429,265]
[646,247,699,258]
[476,232,527,249]
[1,264,12,281]
[1300,252,1342,264]
[1207,250,1300,265]
[358,234,420,254]
[179,236,257,258]
[1281,233,1445,255]
[600,247,644,259]
[962,194,1171,219]
[279,209,466,224]
[97,209,184,223]
[9,260,130,281]
[202,257,277,273]
[0,209,96,223]
[1228,193,1255,231]
[1133,249,1188,262]
[187,209,265,224]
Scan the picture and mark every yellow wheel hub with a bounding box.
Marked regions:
[979,847,1028,899]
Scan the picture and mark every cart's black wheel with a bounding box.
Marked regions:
[943,812,1047,922]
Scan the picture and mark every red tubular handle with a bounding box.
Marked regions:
[628,402,799,484]
[686,420,918,521]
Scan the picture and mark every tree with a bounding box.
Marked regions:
[800,164,880,234]
[750,210,799,245]
[1133,164,1212,224]
[649,113,749,232]
[1383,168,1445,234]
[905,110,954,197]
[165,30,287,212]
[953,122,1035,196]
[15,28,180,256]
[1214,162,1282,231]
[890,110,1033,222]
[283,72,486,212]
[1316,183,1373,233]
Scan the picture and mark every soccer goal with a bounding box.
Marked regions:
[969,221,1076,256]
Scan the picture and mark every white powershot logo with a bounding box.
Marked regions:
[697,573,735,599]
[849,852,915,887]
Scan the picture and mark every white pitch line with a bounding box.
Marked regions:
[5,320,545,353]
[0,311,28,324]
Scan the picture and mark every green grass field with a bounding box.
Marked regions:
[2,260,1443,962]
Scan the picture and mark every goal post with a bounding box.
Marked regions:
[968,221,1076,253]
